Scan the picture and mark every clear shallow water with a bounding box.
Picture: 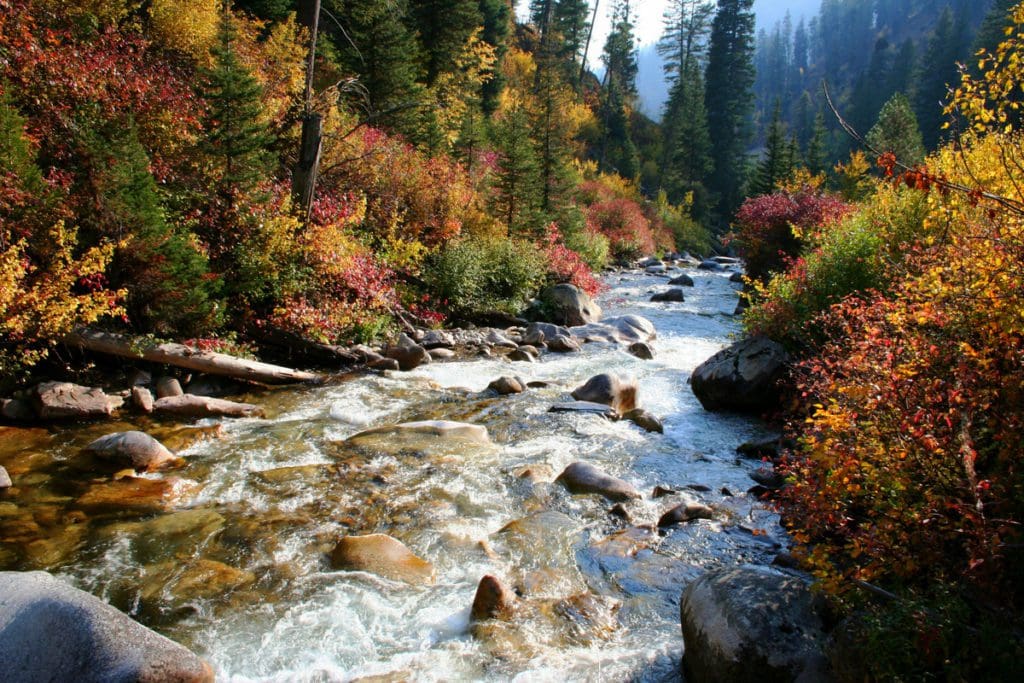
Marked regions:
[0,266,784,682]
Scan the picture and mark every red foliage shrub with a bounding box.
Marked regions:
[541,224,606,296]
[586,198,655,260]
[730,187,853,281]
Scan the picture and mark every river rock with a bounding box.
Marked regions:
[420,329,455,349]
[139,558,255,607]
[76,476,201,514]
[485,329,518,349]
[471,574,517,622]
[0,571,213,683]
[1,398,34,422]
[657,503,714,527]
[645,264,667,274]
[30,382,115,420]
[522,328,546,346]
[368,357,401,371]
[547,334,581,353]
[541,284,602,326]
[572,315,656,344]
[669,273,695,287]
[330,534,435,585]
[622,408,663,433]
[427,348,455,360]
[638,257,662,268]
[0,467,10,489]
[525,322,572,341]
[489,377,525,395]
[571,373,638,414]
[698,260,724,271]
[730,271,745,283]
[155,376,184,399]
[750,464,786,489]
[690,336,789,413]
[548,401,617,418]
[185,375,246,398]
[130,386,154,414]
[153,394,263,418]
[507,347,537,362]
[680,565,832,683]
[347,420,491,447]
[83,431,177,472]
[651,289,686,303]
[386,343,431,371]
[627,342,654,360]
[555,462,641,502]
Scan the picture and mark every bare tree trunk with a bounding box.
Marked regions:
[579,0,601,86]
[293,0,323,221]
[65,329,324,385]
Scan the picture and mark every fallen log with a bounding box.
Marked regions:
[65,329,324,385]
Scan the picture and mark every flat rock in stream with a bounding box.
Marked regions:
[555,462,641,502]
[347,420,491,448]
[330,534,435,585]
[83,431,178,472]
[622,408,663,433]
[548,401,617,418]
[571,315,656,345]
[75,476,201,514]
[651,289,686,303]
[30,382,116,420]
[0,570,214,683]
[153,394,262,419]
[658,503,714,527]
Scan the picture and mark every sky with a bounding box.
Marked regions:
[516,1,821,64]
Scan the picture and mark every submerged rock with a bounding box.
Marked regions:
[555,462,641,502]
[621,408,663,433]
[330,534,435,585]
[0,570,214,682]
[347,420,490,447]
[507,347,537,362]
[83,431,178,472]
[75,476,201,514]
[547,401,617,418]
[690,336,789,413]
[571,373,639,414]
[651,289,686,303]
[657,503,714,527]
[471,574,517,623]
[153,394,262,419]
[627,342,655,360]
[30,382,115,420]
[488,377,525,395]
[680,565,832,683]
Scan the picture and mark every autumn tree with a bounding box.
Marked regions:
[866,92,925,165]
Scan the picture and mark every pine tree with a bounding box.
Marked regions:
[704,0,756,225]
[599,0,640,179]
[234,0,293,21]
[479,0,512,114]
[751,100,791,196]
[975,0,1018,60]
[199,9,276,204]
[657,0,715,86]
[805,109,829,176]
[553,0,591,62]
[914,6,968,150]
[492,106,542,235]
[661,54,713,220]
[411,0,484,85]
[324,0,431,143]
[867,92,925,165]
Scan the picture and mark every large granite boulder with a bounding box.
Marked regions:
[690,336,789,413]
[571,373,639,414]
[541,284,602,327]
[330,534,435,585]
[84,431,177,472]
[555,462,641,502]
[572,315,656,345]
[680,565,832,683]
[0,570,213,682]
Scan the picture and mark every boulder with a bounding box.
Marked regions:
[698,260,724,271]
[184,375,246,398]
[385,343,431,371]
[622,408,663,433]
[541,284,602,327]
[0,466,10,489]
[669,273,695,287]
[83,431,177,472]
[638,257,662,268]
[427,348,456,360]
[485,329,518,349]
[657,503,713,527]
[0,571,213,683]
[730,271,745,283]
[488,377,525,395]
[368,357,401,371]
[547,334,581,353]
[153,394,262,418]
[1,398,34,422]
[347,420,491,447]
[572,315,656,344]
[131,386,154,414]
[525,322,572,341]
[420,330,455,349]
[507,347,537,363]
[471,574,517,622]
[555,462,641,502]
[651,289,686,303]
[76,476,201,514]
[155,377,184,399]
[627,342,655,360]
[571,373,638,414]
[30,382,115,420]
[645,264,667,274]
[680,566,832,683]
[330,534,435,585]
[690,336,789,413]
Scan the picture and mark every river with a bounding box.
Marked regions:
[0,265,784,681]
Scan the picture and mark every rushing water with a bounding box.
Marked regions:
[0,266,785,682]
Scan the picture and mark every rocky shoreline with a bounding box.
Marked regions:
[0,255,840,682]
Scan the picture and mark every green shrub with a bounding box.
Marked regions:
[424,236,546,315]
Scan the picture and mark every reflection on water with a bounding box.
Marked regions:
[0,266,784,682]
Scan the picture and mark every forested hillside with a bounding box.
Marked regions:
[0,0,713,389]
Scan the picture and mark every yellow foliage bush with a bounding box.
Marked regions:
[148,0,219,61]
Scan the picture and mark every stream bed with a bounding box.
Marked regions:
[0,265,785,682]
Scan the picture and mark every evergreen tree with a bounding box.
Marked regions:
[975,0,1017,59]
[553,0,591,62]
[914,6,968,149]
[411,0,484,85]
[661,54,713,219]
[805,109,829,176]
[867,92,926,165]
[324,0,431,143]
[751,101,792,196]
[532,61,578,220]
[492,106,542,235]
[234,0,293,21]
[705,0,756,224]
[657,0,715,86]
[479,0,512,114]
[199,9,276,210]
[599,0,640,179]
